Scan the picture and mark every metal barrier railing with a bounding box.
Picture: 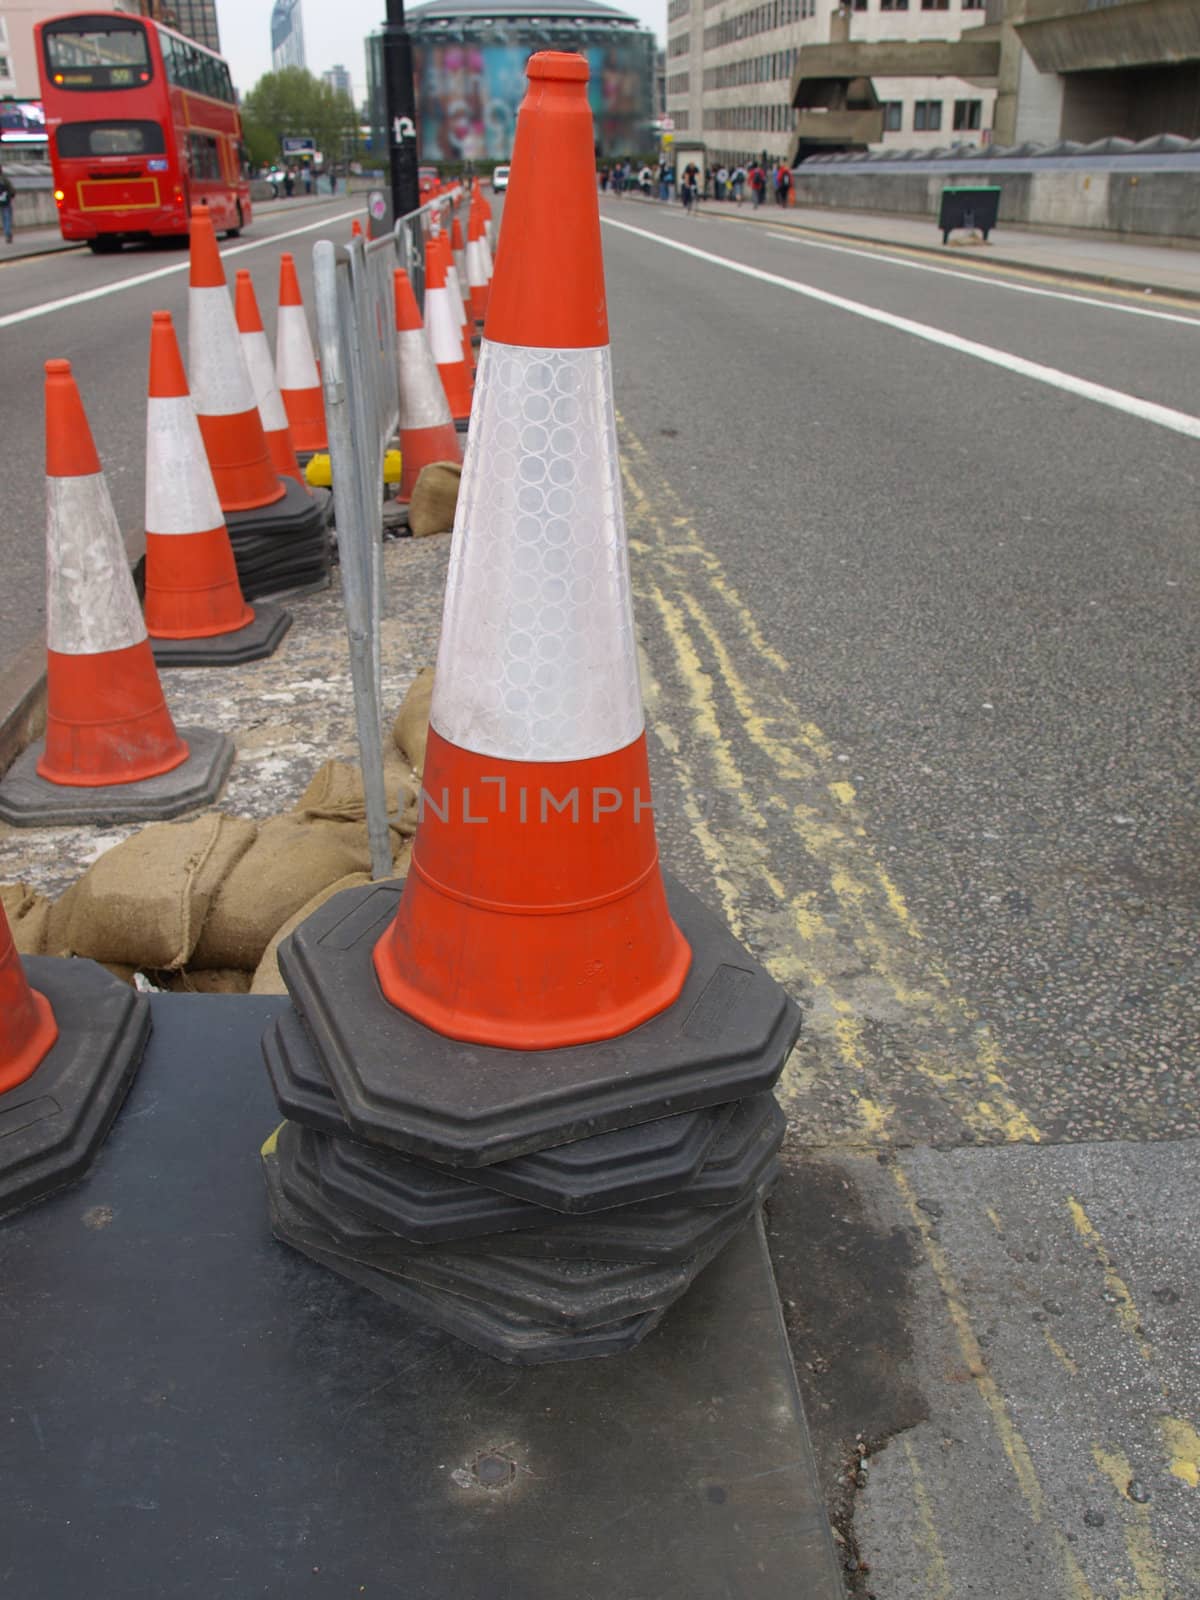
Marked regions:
[312,189,462,880]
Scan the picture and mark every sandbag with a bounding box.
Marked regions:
[53,815,258,971]
[408,461,461,537]
[297,756,418,837]
[392,667,435,775]
[1,882,53,955]
[162,968,253,995]
[250,869,372,995]
[192,813,377,972]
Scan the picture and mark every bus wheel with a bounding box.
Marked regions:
[226,203,243,240]
[88,238,119,254]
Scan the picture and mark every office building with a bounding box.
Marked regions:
[271,0,306,73]
[323,63,352,99]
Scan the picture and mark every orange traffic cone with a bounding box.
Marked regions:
[451,213,468,286]
[144,311,292,666]
[424,235,472,424]
[465,197,490,326]
[0,360,234,825]
[235,270,305,488]
[372,53,690,1049]
[433,230,474,381]
[187,206,285,514]
[0,902,56,1096]
[276,253,328,455]
[352,217,364,240]
[0,895,152,1219]
[393,267,462,503]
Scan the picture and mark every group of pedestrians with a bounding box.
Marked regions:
[598,156,794,214]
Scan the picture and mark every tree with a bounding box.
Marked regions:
[242,68,358,170]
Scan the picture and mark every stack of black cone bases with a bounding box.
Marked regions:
[261,875,801,1365]
[225,479,330,602]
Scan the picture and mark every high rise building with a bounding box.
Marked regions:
[323,63,352,99]
[271,0,306,72]
[147,0,221,53]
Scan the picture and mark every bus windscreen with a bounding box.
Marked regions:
[44,21,152,90]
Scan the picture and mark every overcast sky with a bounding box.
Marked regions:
[215,0,666,103]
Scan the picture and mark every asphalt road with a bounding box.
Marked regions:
[1,190,1197,1597]
[596,201,1198,1599]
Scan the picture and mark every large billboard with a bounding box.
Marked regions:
[413,33,653,161]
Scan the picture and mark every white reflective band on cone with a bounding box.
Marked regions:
[276,304,320,389]
[46,476,147,655]
[445,265,469,331]
[240,328,290,433]
[397,328,454,431]
[189,284,255,417]
[431,341,643,765]
[145,395,225,535]
[426,289,463,366]
[466,237,487,290]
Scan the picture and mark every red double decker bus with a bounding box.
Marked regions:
[35,9,251,252]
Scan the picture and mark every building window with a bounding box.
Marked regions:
[881,101,903,131]
[953,98,982,131]
[962,0,986,8]
[668,32,690,55]
[852,0,868,8]
[921,0,950,8]
[881,0,909,9]
[667,0,690,17]
[913,100,942,130]
[668,71,690,94]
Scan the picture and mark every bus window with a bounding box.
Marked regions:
[187,132,222,182]
[57,120,166,157]
[44,19,151,88]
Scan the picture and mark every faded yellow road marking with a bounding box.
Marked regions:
[620,416,1041,1147]
[1067,1198,1153,1361]
[1159,1417,1200,1489]
[902,1436,953,1600]
[1093,1444,1169,1600]
[895,1167,1097,1600]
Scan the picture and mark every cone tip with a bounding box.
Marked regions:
[45,358,72,377]
[527,50,589,82]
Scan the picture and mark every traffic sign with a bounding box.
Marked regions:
[368,189,387,222]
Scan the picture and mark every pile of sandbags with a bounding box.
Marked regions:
[4,671,437,995]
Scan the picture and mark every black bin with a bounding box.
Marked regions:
[938,185,1001,244]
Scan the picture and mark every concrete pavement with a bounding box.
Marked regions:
[1,190,1197,1597]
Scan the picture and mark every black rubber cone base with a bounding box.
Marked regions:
[272,1124,729,1332]
[0,725,234,827]
[264,1150,666,1364]
[264,1006,737,1213]
[225,478,330,602]
[0,956,150,1220]
[150,600,291,667]
[278,873,801,1167]
[283,1124,778,1264]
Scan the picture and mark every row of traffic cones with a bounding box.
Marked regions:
[0,181,497,1217]
[0,206,337,824]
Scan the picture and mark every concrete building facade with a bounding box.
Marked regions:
[271,0,306,73]
[666,0,994,169]
[322,63,352,99]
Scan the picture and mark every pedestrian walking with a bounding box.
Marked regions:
[329,170,338,195]
[774,163,792,206]
[284,168,295,198]
[750,163,766,208]
[303,167,313,195]
[681,161,699,216]
[0,165,14,245]
[639,164,652,196]
[599,166,609,192]
[716,165,729,201]
[732,164,746,203]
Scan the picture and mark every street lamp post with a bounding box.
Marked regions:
[382,0,420,221]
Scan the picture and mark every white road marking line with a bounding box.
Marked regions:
[764,229,1200,329]
[602,215,1200,441]
[0,209,361,330]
